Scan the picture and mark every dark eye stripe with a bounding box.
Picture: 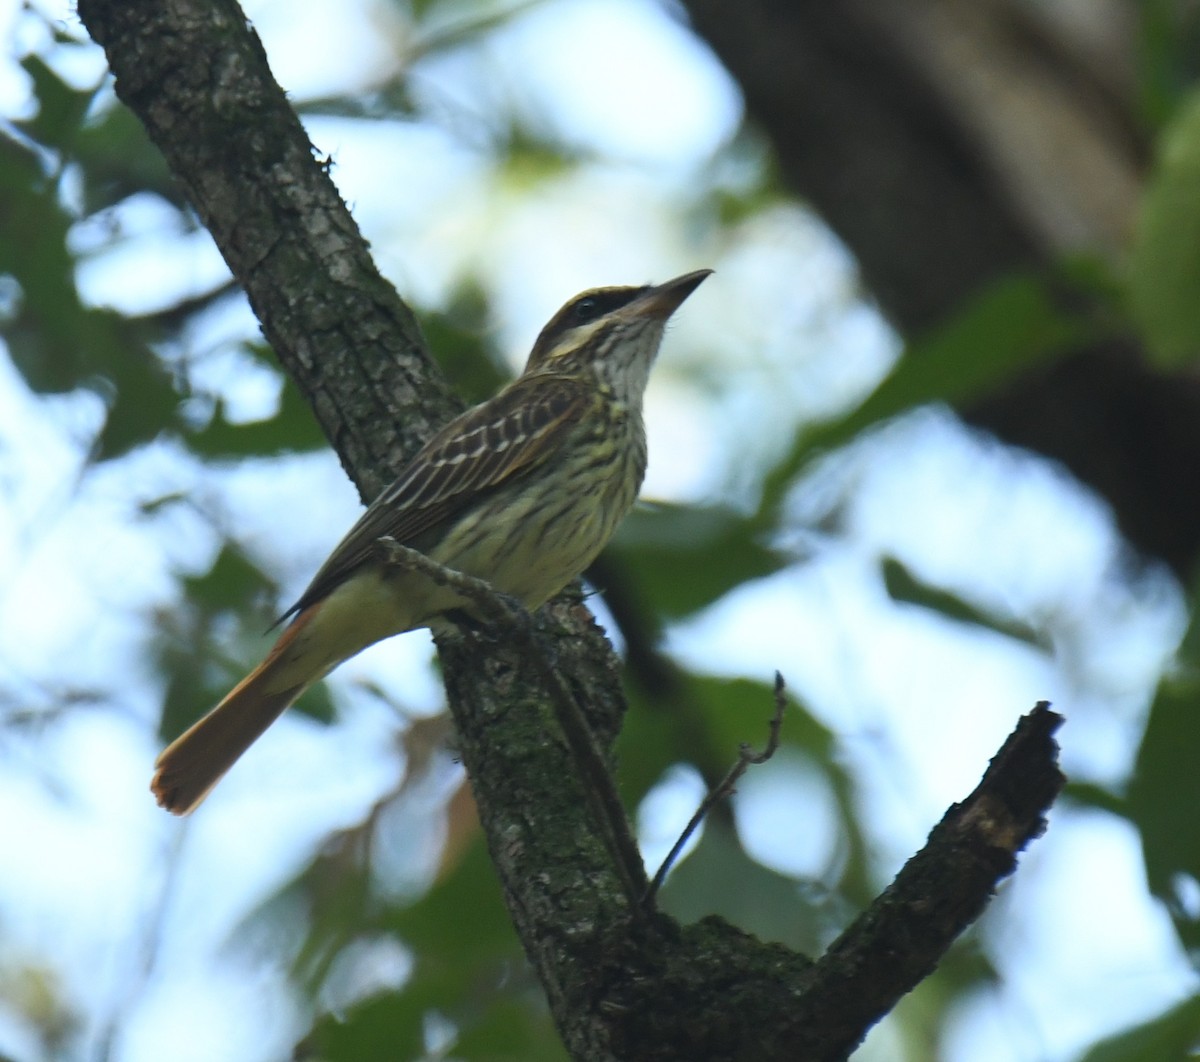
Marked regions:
[567,287,645,324]
[525,284,647,372]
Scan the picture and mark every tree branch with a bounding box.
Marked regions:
[77,1,641,1054]
[597,703,1064,1061]
[375,536,648,906]
[78,2,1066,1057]
[78,0,456,501]
[784,701,1065,1059]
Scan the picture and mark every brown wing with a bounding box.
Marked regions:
[279,373,591,620]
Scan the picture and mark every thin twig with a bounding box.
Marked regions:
[643,671,789,905]
[375,537,525,625]
[375,537,649,908]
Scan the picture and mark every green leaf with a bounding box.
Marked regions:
[305,990,426,1061]
[658,819,823,955]
[186,375,328,457]
[881,556,1050,650]
[420,284,507,406]
[622,675,876,906]
[1128,565,1200,950]
[182,544,276,611]
[1060,780,1127,818]
[0,131,181,451]
[1077,994,1200,1062]
[306,981,564,1062]
[1130,90,1200,367]
[306,840,547,1061]
[452,1000,567,1061]
[608,502,780,619]
[0,135,88,392]
[155,545,289,738]
[1137,0,1198,129]
[73,103,178,212]
[16,55,93,148]
[819,275,1079,438]
[382,839,518,963]
[156,652,221,744]
[621,675,798,803]
[159,543,336,732]
[91,331,180,459]
[1128,667,1200,951]
[761,274,1087,517]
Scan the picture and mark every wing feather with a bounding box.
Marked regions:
[280,374,590,619]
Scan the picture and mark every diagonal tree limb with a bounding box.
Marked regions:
[783,701,1065,1059]
[76,2,641,1055]
[72,0,458,497]
[374,536,649,906]
[77,2,1066,1057]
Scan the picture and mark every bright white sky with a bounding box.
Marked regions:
[0,0,1196,1060]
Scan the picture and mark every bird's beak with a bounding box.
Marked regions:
[638,269,713,319]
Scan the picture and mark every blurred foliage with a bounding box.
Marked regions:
[420,281,510,404]
[612,502,779,619]
[1078,994,1200,1062]
[0,962,79,1058]
[1138,0,1200,128]
[657,819,829,955]
[185,341,331,458]
[881,556,1051,651]
[760,273,1093,519]
[1131,89,1200,367]
[4,1,1200,1060]
[153,542,337,739]
[1,58,179,460]
[298,839,564,1061]
[1129,568,1200,955]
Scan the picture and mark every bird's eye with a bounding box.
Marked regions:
[572,297,599,322]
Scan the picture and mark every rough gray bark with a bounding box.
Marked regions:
[70,0,455,496]
[77,1,1065,1057]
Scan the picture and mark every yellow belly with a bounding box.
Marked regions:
[279,417,645,672]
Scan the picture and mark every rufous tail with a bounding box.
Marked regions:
[151,606,320,815]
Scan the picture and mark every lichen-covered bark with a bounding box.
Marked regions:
[77,0,454,500]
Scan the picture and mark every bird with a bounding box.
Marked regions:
[151,269,711,813]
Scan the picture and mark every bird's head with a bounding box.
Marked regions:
[523,269,711,403]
